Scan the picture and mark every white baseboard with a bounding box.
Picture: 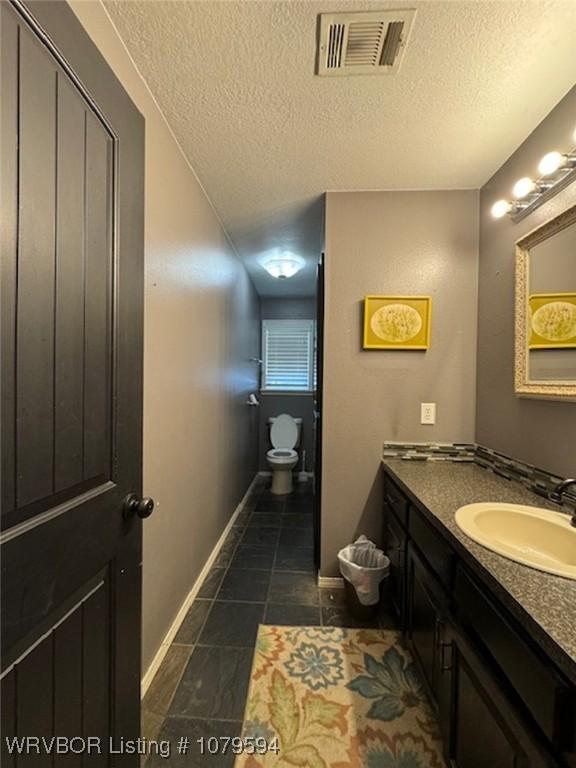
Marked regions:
[141,472,260,697]
[317,575,345,589]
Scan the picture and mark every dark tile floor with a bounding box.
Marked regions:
[142,476,395,766]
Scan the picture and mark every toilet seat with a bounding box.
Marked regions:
[267,448,297,464]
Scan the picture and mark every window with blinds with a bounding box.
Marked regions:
[261,320,316,392]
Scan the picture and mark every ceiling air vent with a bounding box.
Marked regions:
[317,10,416,76]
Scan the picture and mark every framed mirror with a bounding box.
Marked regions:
[515,204,576,400]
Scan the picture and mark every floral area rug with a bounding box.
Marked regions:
[236,626,447,768]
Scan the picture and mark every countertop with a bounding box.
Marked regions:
[382,458,576,685]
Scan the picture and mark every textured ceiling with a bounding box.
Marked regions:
[104,0,576,296]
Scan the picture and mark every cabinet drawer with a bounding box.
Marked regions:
[384,477,409,528]
[409,509,454,590]
[455,564,575,750]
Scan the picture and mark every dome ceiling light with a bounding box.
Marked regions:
[263,255,305,280]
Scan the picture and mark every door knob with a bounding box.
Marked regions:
[123,493,155,520]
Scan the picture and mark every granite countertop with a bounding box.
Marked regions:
[382,458,576,684]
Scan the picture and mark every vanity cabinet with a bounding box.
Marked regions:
[383,469,575,768]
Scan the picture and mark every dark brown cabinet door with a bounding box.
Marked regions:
[386,510,407,626]
[445,626,555,768]
[1,1,144,763]
[406,543,444,700]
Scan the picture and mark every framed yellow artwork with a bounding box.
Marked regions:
[363,295,432,350]
[528,293,576,349]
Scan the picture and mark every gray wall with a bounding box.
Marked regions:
[259,298,316,472]
[321,191,479,576]
[477,84,576,478]
[72,2,260,675]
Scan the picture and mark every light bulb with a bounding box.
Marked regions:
[491,200,510,219]
[263,256,304,279]
[512,177,535,199]
[538,151,564,176]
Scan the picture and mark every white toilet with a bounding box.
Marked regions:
[266,415,302,495]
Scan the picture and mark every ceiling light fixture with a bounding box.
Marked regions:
[491,128,576,221]
[263,255,305,279]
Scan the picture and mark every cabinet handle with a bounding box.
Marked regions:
[435,617,452,673]
[440,640,453,673]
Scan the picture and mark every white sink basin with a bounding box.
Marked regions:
[455,503,576,580]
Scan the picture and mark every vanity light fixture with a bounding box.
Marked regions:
[538,151,566,177]
[512,177,536,199]
[491,127,576,221]
[263,255,305,279]
[491,199,512,219]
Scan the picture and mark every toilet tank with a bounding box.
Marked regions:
[268,416,302,448]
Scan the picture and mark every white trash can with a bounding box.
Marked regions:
[338,536,390,620]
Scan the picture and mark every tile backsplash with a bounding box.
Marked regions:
[382,441,576,510]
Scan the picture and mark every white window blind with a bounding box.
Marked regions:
[262,320,316,392]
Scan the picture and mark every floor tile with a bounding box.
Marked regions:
[264,604,321,626]
[143,644,193,719]
[319,588,347,607]
[248,512,282,528]
[141,708,164,743]
[174,600,212,645]
[274,546,316,573]
[198,568,226,598]
[284,498,314,513]
[321,605,380,628]
[234,506,253,526]
[199,601,265,647]
[225,527,245,546]
[240,526,280,547]
[230,544,275,570]
[169,645,253,720]
[255,492,286,508]
[281,512,313,528]
[148,717,242,768]
[214,540,239,568]
[216,568,270,602]
[268,571,319,605]
[278,527,314,548]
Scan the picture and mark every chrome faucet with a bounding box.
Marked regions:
[549,479,576,527]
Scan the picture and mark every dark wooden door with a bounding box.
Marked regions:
[1,1,145,763]
[313,253,324,568]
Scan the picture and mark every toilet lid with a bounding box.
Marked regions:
[270,414,298,449]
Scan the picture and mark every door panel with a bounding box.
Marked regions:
[84,111,113,482]
[1,0,145,761]
[6,19,115,523]
[55,77,86,491]
[454,657,517,768]
[16,25,57,509]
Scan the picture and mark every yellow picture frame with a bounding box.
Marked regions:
[528,293,576,349]
[363,295,432,350]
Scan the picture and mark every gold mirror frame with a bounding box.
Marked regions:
[515,203,576,400]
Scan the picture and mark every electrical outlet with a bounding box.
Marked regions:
[421,402,436,425]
